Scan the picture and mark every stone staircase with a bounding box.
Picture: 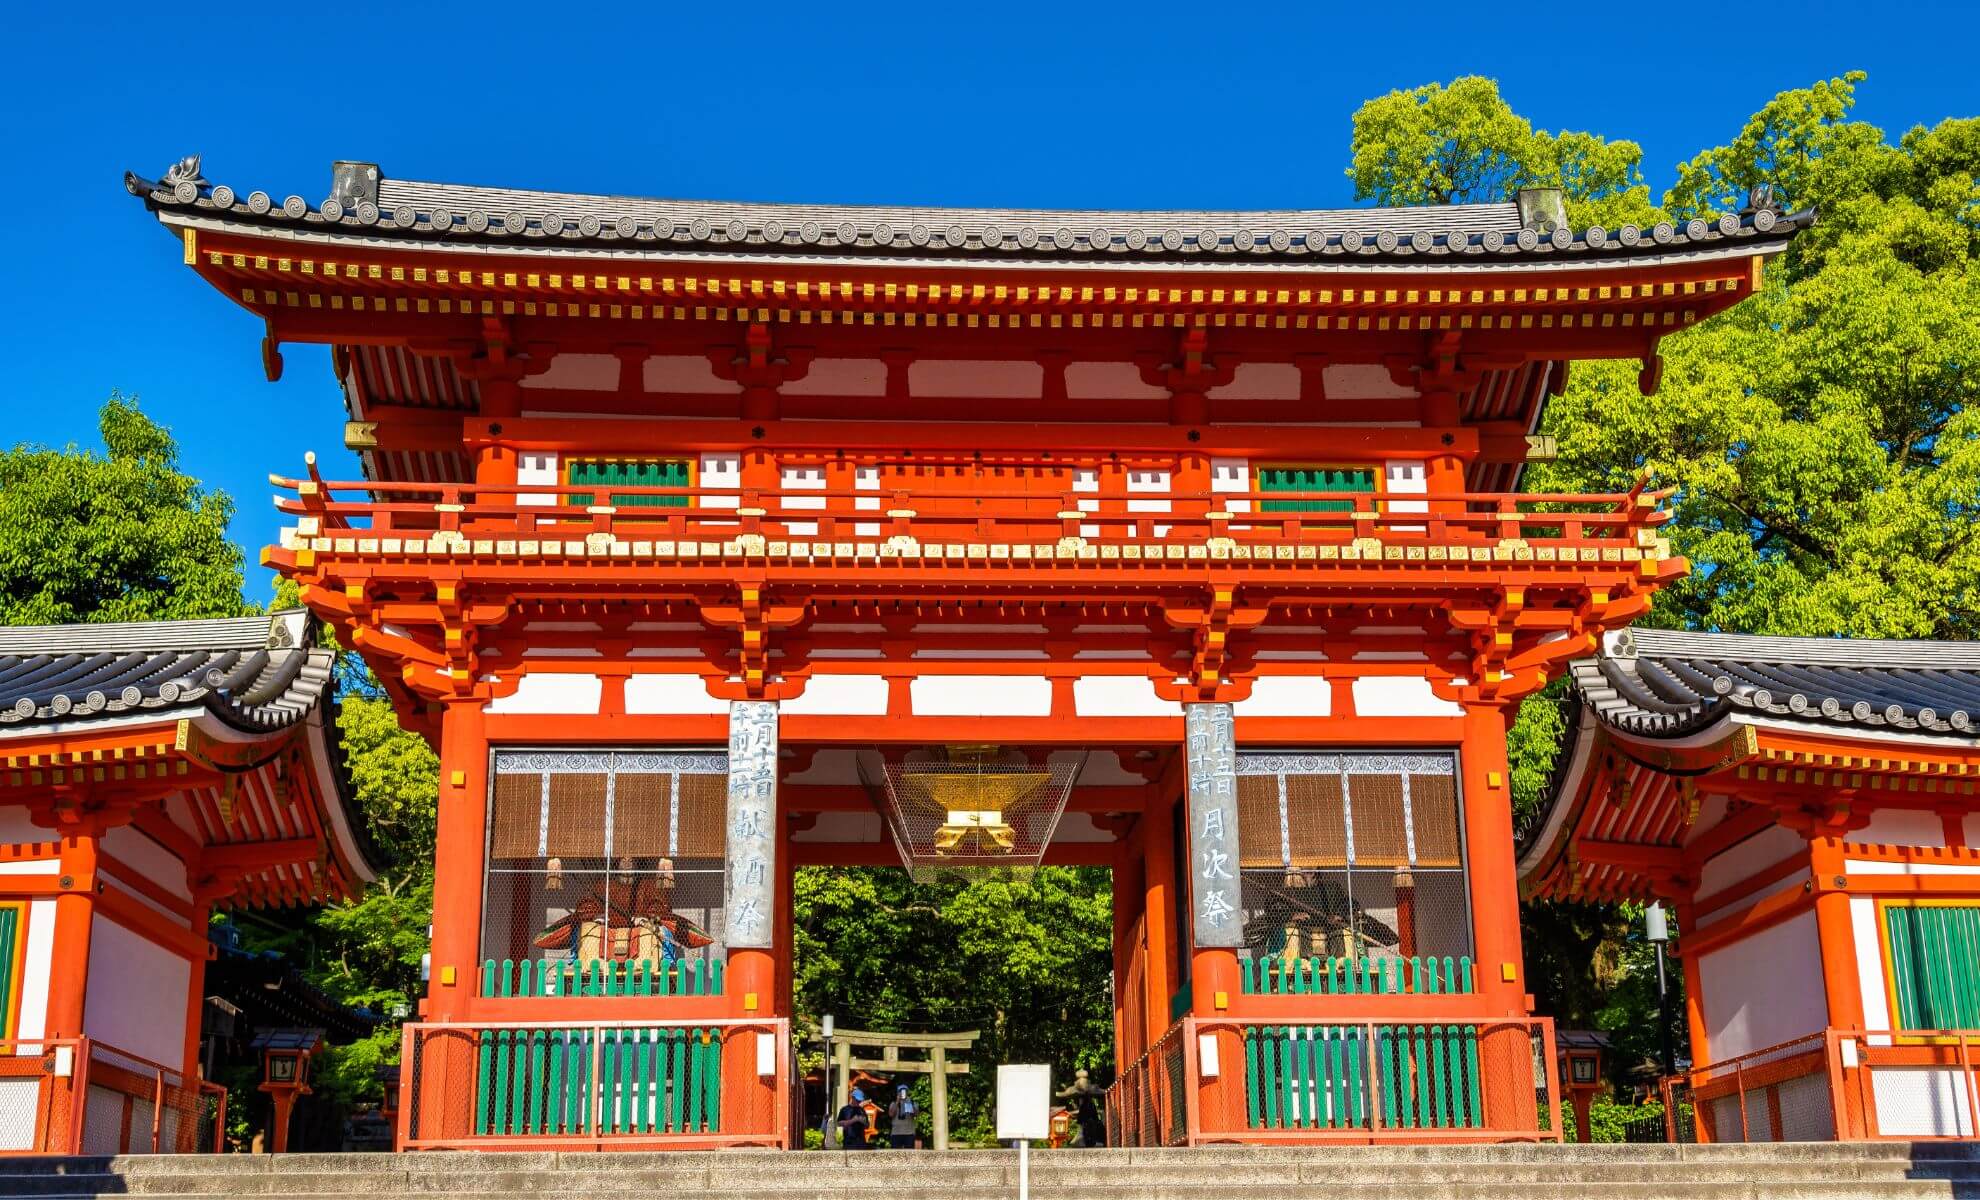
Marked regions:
[4,1143,1979,1200]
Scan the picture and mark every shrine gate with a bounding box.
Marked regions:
[126,155,1807,1147]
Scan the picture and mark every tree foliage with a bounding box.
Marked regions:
[1346,76,1660,229]
[794,866,1114,1141]
[0,396,249,624]
[1362,72,1979,1053]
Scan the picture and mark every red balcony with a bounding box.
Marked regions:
[271,470,1677,587]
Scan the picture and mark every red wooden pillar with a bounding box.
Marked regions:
[46,829,98,1155]
[1808,835,1865,1030]
[416,699,488,1142]
[1141,791,1179,1047]
[1460,703,1535,1130]
[1112,821,1147,1066]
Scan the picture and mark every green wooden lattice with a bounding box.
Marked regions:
[567,459,690,508]
[1885,903,1980,1031]
[1255,466,1376,513]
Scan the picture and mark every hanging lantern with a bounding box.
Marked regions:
[545,856,564,892]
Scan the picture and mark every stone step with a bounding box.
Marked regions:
[19,1143,1978,1177]
[9,1185,1972,1200]
[7,1158,1980,1196]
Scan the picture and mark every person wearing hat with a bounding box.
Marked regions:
[835,1088,873,1150]
[886,1084,919,1149]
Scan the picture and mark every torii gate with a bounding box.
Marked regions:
[825,1028,979,1151]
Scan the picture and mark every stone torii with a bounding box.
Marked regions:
[821,1028,979,1151]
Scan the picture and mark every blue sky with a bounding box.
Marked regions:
[7,3,1978,598]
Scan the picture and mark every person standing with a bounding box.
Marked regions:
[887,1084,918,1149]
[835,1088,871,1150]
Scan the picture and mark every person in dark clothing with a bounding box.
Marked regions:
[1075,1095,1104,1147]
[886,1084,918,1149]
[835,1088,871,1149]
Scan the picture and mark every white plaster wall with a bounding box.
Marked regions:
[909,675,1052,717]
[623,674,729,716]
[1323,364,1415,400]
[521,353,617,391]
[698,453,741,512]
[0,811,52,845]
[1063,362,1166,400]
[1073,677,1183,718]
[1850,896,1894,1038]
[487,673,604,715]
[516,451,560,507]
[0,859,59,877]
[83,916,189,1068]
[781,358,886,396]
[1232,676,1332,718]
[1843,859,1980,876]
[1210,458,1251,514]
[1350,676,1461,717]
[909,360,1041,398]
[644,355,741,394]
[1384,461,1428,518]
[781,675,891,717]
[1698,824,1808,900]
[1207,362,1301,400]
[101,827,189,902]
[1853,808,1946,848]
[1698,910,1828,1061]
[14,900,55,1040]
[781,464,827,535]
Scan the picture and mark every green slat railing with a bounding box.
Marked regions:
[1241,955,1475,997]
[1242,1024,1485,1132]
[472,1025,723,1137]
[482,958,725,998]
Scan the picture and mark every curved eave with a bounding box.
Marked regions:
[131,175,1813,275]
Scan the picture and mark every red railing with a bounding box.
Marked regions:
[1667,1028,1980,1142]
[0,1037,226,1156]
[1107,1015,1561,1146]
[273,471,1670,560]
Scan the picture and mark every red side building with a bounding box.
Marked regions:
[0,611,382,1153]
[1521,629,1980,1142]
[127,156,1804,1147]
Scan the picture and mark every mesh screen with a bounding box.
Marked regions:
[484,751,729,995]
[869,749,1084,882]
[1233,754,1470,980]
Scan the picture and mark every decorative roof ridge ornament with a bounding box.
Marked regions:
[1516,187,1568,235]
[1741,184,1785,216]
[328,161,381,209]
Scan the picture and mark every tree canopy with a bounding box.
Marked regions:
[0,396,250,624]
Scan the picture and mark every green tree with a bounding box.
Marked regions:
[1346,76,1662,229]
[794,866,1114,1141]
[1359,72,1980,1047]
[0,395,249,624]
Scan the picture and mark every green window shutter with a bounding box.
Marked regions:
[1257,466,1376,513]
[566,459,691,509]
[1886,904,1980,1031]
[0,907,16,1035]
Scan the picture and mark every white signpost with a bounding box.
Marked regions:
[996,1064,1052,1200]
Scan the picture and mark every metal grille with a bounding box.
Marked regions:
[1688,1034,1836,1143]
[484,751,729,995]
[1233,753,1470,975]
[868,748,1084,882]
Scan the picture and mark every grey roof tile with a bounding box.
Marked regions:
[1568,627,1980,739]
[0,610,334,734]
[126,158,1814,268]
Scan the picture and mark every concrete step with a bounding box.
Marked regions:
[14,1158,1980,1192]
[9,1186,1973,1200]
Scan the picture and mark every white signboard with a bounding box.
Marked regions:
[995,1063,1052,1141]
[1185,702,1244,948]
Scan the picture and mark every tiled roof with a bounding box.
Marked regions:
[126,156,1813,269]
[1569,627,1980,740]
[0,610,335,733]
